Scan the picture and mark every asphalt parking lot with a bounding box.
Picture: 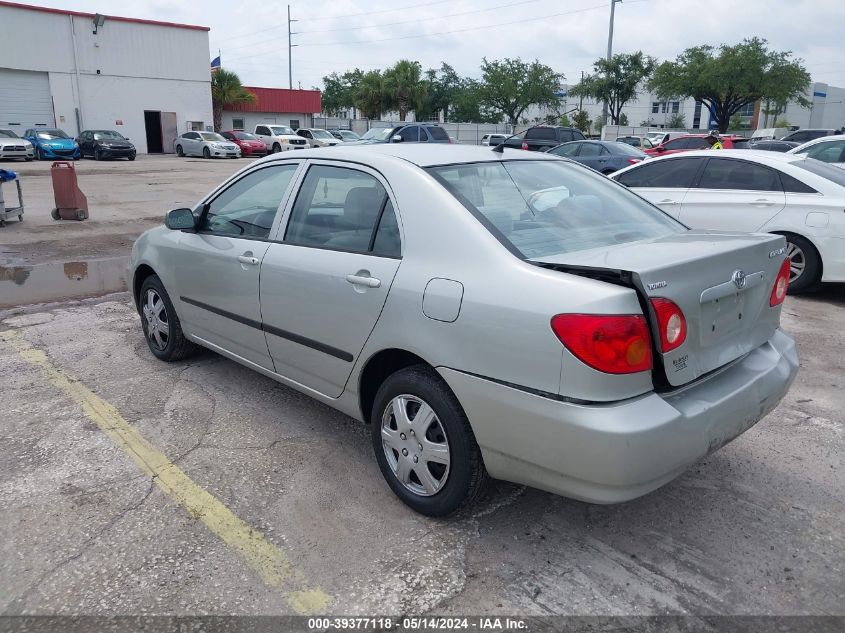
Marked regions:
[1,287,843,617]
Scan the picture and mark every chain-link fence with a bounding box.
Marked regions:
[311,117,520,145]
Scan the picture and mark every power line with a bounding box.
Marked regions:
[212,0,454,44]
[219,0,544,54]
[226,2,607,60]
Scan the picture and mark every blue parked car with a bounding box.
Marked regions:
[22,128,81,160]
[547,140,647,174]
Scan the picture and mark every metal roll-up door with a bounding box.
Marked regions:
[0,69,54,133]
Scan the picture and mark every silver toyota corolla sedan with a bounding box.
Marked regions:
[129,144,799,516]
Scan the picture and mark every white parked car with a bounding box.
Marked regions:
[175,132,241,159]
[480,133,507,146]
[611,150,845,292]
[253,124,308,152]
[296,128,342,147]
[0,129,34,161]
[787,134,845,169]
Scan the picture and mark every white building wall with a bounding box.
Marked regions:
[0,3,212,152]
[781,83,845,130]
[221,112,312,131]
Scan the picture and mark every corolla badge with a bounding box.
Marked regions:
[732,269,747,290]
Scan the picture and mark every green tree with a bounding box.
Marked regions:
[618,112,629,126]
[729,113,746,130]
[321,69,363,117]
[477,57,562,127]
[450,79,500,123]
[383,60,427,121]
[572,110,591,133]
[417,63,463,121]
[665,112,686,128]
[649,37,810,133]
[774,117,791,127]
[559,114,572,127]
[211,69,256,132]
[568,52,656,125]
[354,70,387,120]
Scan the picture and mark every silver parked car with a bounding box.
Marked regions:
[130,145,798,516]
[175,131,241,159]
[297,128,342,147]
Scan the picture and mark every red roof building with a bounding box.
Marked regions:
[222,87,322,132]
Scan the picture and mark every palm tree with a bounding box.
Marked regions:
[211,69,256,131]
[383,60,426,121]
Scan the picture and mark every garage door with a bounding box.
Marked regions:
[0,69,54,132]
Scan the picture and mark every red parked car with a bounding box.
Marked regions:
[220,131,268,157]
[644,133,746,157]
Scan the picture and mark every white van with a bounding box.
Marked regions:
[751,127,789,141]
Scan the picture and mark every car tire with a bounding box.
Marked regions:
[782,233,821,293]
[36,148,43,160]
[202,147,211,159]
[50,208,60,220]
[128,154,136,161]
[176,145,184,157]
[371,365,488,517]
[25,157,33,162]
[94,149,102,161]
[272,143,281,153]
[138,274,199,362]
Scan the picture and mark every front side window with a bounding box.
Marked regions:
[285,165,399,256]
[256,126,270,136]
[428,160,684,259]
[804,140,845,163]
[270,125,296,136]
[398,126,420,142]
[199,164,299,239]
[615,157,702,189]
[697,158,780,191]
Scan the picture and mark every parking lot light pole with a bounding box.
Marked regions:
[288,5,298,90]
[602,0,623,130]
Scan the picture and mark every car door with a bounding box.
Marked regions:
[173,162,303,369]
[802,139,845,168]
[183,132,200,155]
[679,157,786,232]
[576,143,610,172]
[259,161,403,397]
[614,156,704,218]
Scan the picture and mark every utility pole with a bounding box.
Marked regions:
[287,5,298,90]
[579,70,584,111]
[602,0,623,127]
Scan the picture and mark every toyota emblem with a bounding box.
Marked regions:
[732,269,747,290]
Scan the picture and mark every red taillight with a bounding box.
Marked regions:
[627,158,642,164]
[521,141,529,150]
[551,314,653,374]
[650,298,687,353]
[770,257,791,306]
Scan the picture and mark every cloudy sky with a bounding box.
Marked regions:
[35,0,845,91]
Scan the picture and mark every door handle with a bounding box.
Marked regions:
[237,255,259,265]
[346,274,381,288]
[752,199,775,206]
[656,199,679,205]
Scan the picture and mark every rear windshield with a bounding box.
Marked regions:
[427,126,450,140]
[795,158,845,188]
[427,160,684,259]
[525,127,557,140]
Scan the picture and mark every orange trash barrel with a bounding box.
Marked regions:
[50,161,89,221]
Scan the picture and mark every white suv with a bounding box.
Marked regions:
[253,125,308,152]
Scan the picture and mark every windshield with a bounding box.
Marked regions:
[93,131,125,140]
[269,126,295,136]
[311,129,335,139]
[200,132,227,142]
[0,130,20,139]
[234,132,257,140]
[339,130,359,139]
[427,160,684,259]
[36,130,70,140]
[795,158,845,188]
[361,128,393,141]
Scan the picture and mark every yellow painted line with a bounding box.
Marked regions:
[2,329,331,615]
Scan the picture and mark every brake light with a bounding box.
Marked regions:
[521,141,529,150]
[770,258,790,306]
[627,158,642,164]
[551,314,653,374]
[650,298,687,353]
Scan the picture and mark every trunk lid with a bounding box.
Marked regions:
[532,231,787,387]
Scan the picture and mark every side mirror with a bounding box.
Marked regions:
[391,135,403,143]
[165,208,196,231]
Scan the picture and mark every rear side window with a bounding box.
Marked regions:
[572,129,585,140]
[697,158,780,191]
[427,126,449,141]
[577,143,603,157]
[615,157,702,189]
[428,160,684,259]
[285,165,399,256]
[526,127,557,140]
[778,171,817,194]
[549,143,579,157]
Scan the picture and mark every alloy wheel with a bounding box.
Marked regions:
[786,241,806,282]
[381,395,450,497]
[142,289,170,350]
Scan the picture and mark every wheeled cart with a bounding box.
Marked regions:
[0,171,24,227]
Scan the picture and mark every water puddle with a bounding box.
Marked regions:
[0,256,129,308]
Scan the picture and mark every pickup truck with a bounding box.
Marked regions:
[253,124,308,152]
[502,126,586,152]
